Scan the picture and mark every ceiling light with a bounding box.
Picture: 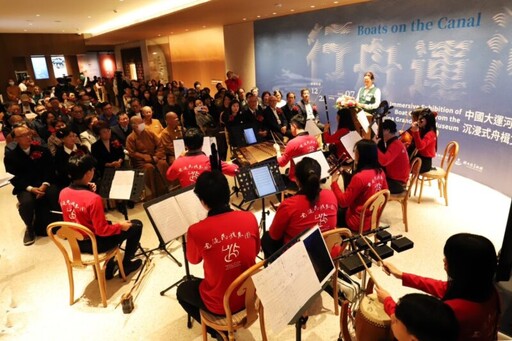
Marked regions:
[310,5,316,8]
[202,25,206,28]
[290,9,295,12]
[185,28,189,31]
[87,0,209,36]
[257,15,261,18]
[36,14,40,17]
[272,12,277,15]
[28,23,33,26]
[24,29,27,32]
[157,34,161,36]
[152,52,157,55]
[87,16,92,19]
[242,18,247,21]
[334,0,339,3]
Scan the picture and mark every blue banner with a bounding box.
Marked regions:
[255,0,512,197]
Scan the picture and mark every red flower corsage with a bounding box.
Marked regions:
[292,106,299,112]
[256,115,264,122]
[312,105,318,112]
[31,140,41,147]
[111,140,122,149]
[71,149,85,157]
[277,108,283,115]
[229,114,235,122]
[30,150,43,160]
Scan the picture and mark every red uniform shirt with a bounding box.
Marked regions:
[323,128,350,159]
[277,133,319,181]
[225,78,242,92]
[269,189,338,244]
[331,169,388,232]
[187,210,260,315]
[166,153,238,187]
[383,273,499,341]
[377,137,410,183]
[59,186,122,236]
[411,130,436,158]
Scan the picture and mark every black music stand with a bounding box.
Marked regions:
[235,159,286,232]
[98,168,149,258]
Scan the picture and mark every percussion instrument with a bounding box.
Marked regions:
[355,293,393,341]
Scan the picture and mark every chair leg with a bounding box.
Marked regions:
[95,263,108,307]
[418,178,425,203]
[402,200,408,233]
[65,263,75,305]
[443,179,449,206]
[438,179,443,198]
[333,272,339,316]
[259,307,268,341]
[201,319,208,341]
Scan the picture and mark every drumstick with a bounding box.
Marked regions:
[361,236,384,266]
[356,251,381,289]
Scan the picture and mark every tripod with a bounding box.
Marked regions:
[160,234,196,328]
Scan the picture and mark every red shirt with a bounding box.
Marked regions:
[331,169,388,232]
[269,189,338,244]
[411,130,437,158]
[59,186,122,237]
[377,137,410,183]
[225,78,242,92]
[277,133,319,181]
[323,128,350,159]
[383,273,499,341]
[166,153,239,187]
[187,210,260,315]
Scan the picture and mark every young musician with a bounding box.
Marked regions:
[262,157,338,258]
[383,293,459,341]
[376,233,500,341]
[273,114,319,186]
[375,120,410,194]
[323,107,356,159]
[176,171,260,339]
[330,139,388,232]
[410,109,437,173]
[59,154,143,278]
[166,128,238,187]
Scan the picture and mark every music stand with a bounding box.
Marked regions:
[235,158,286,232]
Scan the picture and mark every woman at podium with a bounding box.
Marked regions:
[356,71,381,114]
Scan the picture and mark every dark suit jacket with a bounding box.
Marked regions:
[111,124,132,146]
[91,139,125,176]
[4,143,55,195]
[281,104,299,126]
[262,107,288,135]
[296,100,319,121]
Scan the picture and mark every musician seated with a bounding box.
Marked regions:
[330,140,388,232]
[261,158,337,258]
[377,293,459,341]
[176,171,260,339]
[273,114,319,189]
[166,128,238,187]
[59,154,143,279]
[376,233,500,341]
[323,107,355,160]
[410,109,437,173]
[375,120,410,194]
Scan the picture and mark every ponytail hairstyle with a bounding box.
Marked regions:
[295,157,321,205]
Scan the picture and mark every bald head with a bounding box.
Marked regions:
[130,116,143,126]
[165,111,180,129]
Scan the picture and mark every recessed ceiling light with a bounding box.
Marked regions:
[157,34,161,36]
[185,28,189,31]
[272,12,277,15]
[310,5,316,8]
[152,52,157,55]
[24,29,27,32]
[28,22,33,26]
[36,14,40,17]
[257,15,261,18]
[87,16,92,19]
[202,25,206,28]
[242,17,247,21]
[290,9,295,12]
[334,0,339,3]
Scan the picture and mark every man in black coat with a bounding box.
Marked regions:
[4,125,60,245]
[110,112,132,146]
[295,88,324,130]
[262,96,288,141]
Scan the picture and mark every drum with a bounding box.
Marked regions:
[354,293,393,341]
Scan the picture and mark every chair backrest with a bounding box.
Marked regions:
[322,228,353,259]
[47,221,99,268]
[222,260,266,332]
[359,189,390,234]
[440,141,459,177]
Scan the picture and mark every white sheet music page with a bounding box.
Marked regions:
[108,170,134,200]
[251,242,321,333]
[305,119,322,136]
[340,131,363,159]
[175,189,207,227]
[147,197,188,242]
[0,172,14,188]
[173,139,186,158]
[293,150,330,179]
[357,110,371,133]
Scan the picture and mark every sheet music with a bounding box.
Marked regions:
[173,139,186,158]
[174,137,217,157]
[146,196,188,243]
[340,131,363,159]
[175,189,207,227]
[252,242,321,333]
[305,119,322,136]
[108,170,134,200]
[250,166,277,197]
[293,150,330,179]
[0,172,14,188]
[357,110,371,133]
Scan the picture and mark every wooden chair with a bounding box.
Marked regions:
[322,228,353,316]
[200,260,268,341]
[416,141,459,206]
[47,221,127,307]
[358,189,390,234]
[388,157,422,232]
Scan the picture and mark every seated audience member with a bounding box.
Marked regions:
[111,112,132,145]
[91,121,125,178]
[376,233,500,341]
[34,111,56,142]
[4,125,60,245]
[127,98,142,118]
[262,157,338,258]
[296,88,324,130]
[68,105,88,135]
[99,102,117,127]
[182,98,199,130]
[411,109,437,173]
[159,112,184,164]
[262,95,288,140]
[330,139,388,232]
[162,93,183,121]
[281,92,299,127]
[47,121,69,156]
[193,98,214,135]
[244,93,267,141]
[323,107,355,159]
[375,120,410,194]
[176,170,259,339]
[274,114,319,186]
[48,97,70,123]
[59,154,143,278]
[273,89,286,108]
[126,116,168,199]
[376,293,458,341]
[166,128,238,188]
[221,99,252,147]
[79,114,99,152]
[142,106,164,136]
[55,128,90,189]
